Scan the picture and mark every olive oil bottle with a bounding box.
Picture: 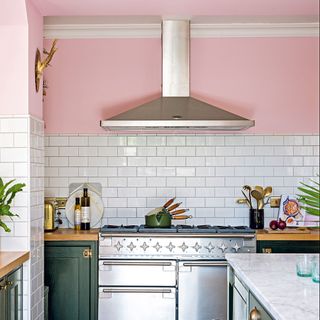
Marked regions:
[80,188,90,230]
[74,197,81,230]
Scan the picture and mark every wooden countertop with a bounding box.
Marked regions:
[256,229,320,241]
[44,228,99,241]
[0,251,30,278]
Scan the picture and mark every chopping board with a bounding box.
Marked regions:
[265,228,311,234]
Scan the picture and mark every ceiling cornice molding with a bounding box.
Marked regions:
[44,22,319,39]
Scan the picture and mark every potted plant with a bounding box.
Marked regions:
[0,178,26,232]
[297,177,320,217]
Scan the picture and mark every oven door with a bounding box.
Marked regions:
[99,287,176,320]
[178,260,228,320]
[99,259,176,286]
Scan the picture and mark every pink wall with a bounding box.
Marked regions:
[43,37,319,134]
[0,0,28,115]
[31,0,319,16]
[27,0,44,119]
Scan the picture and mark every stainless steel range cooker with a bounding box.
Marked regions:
[98,225,256,320]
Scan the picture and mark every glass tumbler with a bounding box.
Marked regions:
[296,255,313,277]
[311,257,320,283]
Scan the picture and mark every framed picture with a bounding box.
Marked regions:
[278,195,319,227]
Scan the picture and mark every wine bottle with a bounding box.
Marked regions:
[74,197,81,230]
[80,188,90,230]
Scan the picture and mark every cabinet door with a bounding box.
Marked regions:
[7,267,23,320]
[45,244,91,320]
[249,293,273,320]
[0,277,7,320]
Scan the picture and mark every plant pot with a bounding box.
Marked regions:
[249,209,264,229]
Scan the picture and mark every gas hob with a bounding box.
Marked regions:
[100,224,255,234]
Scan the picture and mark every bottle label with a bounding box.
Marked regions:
[81,207,90,223]
[74,209,81,225]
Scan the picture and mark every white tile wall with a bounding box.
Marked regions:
[44,134,319,227]
[0,116,44,320]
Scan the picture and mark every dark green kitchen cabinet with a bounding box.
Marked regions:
[257,240,320,253]
[0,266,23,320]
[44,241,98,320]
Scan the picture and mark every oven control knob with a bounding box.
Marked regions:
[127,242,136,252]
[232,243,240,252]
[219,243,227,252]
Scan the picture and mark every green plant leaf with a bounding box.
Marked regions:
[0,220,10,232]
[0,177,3,188]
[0,179,15,200]
[297,186,319,199]
[5,183,26,204]
[301,206,320,216]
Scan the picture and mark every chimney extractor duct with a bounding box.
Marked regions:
[100,20,255,131]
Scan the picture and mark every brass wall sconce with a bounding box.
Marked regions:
[35,39,58,92]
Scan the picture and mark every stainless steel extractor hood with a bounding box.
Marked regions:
[100,20,255,131]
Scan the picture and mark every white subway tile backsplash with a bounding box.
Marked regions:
[98,147,118,156]
[44,134,319,227]
[0,148,28,162]
[0,133,14,147]
[244,136,264,145]
[177,146,195,156]
[264,136,284,145]
[49,136,69,146]
[157,146,176,156]
[0,163,14,176]
[157,167,176,176]
[176,167,195,176]
[14,133,28,147]
[69,136,89,146]
[118,147,137,156]
[129,157,147,166]
[186,136,206,146]
[147,136,166,146]
[138,147,157,156]
[147,157,166,166]
[69,157,88,167]
[167,136,186,146]
[167,157,186,166]
[216,147,234,156]
[0,118,28,132]
[186,157,205,166]
[225,136,245,145]
[127,136,147,146]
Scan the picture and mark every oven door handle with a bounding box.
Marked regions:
[102,261,173,267]
[102,288,172,294]
[182,261,228,267]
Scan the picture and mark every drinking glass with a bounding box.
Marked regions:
[296,255,313,277]
[311,257,320,283]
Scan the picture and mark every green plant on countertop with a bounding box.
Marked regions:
[0,178,26,232]
[297,176,320,217]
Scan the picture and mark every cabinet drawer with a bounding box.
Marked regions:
[99,259,176,286]
[249,292,273,320]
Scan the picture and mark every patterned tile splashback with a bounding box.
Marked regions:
[44,134,319,227]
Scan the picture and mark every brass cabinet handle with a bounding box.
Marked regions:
[0,284,7,291]
[262,248,272,253]
[249,307,262,320]
[6,281,13,288]
[83,248,92,258]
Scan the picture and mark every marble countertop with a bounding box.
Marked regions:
[226,253,320,320]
